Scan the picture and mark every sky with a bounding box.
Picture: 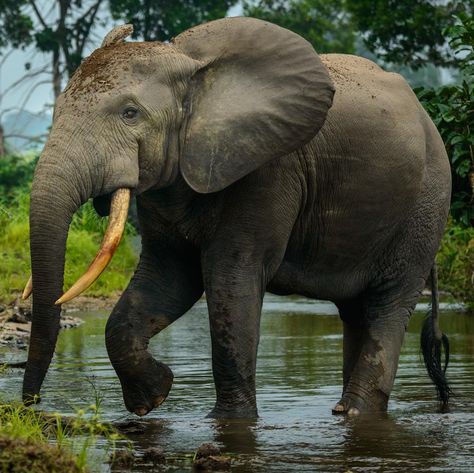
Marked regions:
[0,2,244,117]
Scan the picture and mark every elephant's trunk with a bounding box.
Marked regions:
[23,118,135,403]
[23,144,86,403]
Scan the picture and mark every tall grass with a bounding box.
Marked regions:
[0,375,123,472]
[0,188,138,304]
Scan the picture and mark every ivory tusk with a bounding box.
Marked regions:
[55,188,130,305]
[22,276,33,300]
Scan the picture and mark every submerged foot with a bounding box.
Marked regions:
[332,402,360,416]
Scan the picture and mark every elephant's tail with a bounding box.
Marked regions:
[420,265,451,409]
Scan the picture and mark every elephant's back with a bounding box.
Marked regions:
[290,54,449,288]
[315,53,449,203]
[319,53,428,168]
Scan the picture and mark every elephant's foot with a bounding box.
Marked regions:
[119,358,174,417]
[332,388,389,416]
[332,402,360,416]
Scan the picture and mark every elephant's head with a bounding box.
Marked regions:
[22,17,334,403]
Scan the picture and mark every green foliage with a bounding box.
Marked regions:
[0,154,37,201]
[0,0,239,97]
[110,0,237,41]
[0,0,33,49]
[243,0,356,53]
[0,187,138,303]
[0,1,108,83]
[415,15,474,227]
[437,220,474,311]
[0,384,122,472]
[346,0,474,69]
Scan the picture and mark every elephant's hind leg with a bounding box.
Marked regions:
[333,297,366,414]
[105,239,203,416]
[333,291,418,415]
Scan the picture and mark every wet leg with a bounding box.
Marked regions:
[334,293,413,415]
[105,240,203,416]
[333,298,366,414]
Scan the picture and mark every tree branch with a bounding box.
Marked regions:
[4,132,48,143]
[76,0,103,57]
[28,0,48,29]
[0,49,15,68]
[17,80,52,117]
[0,65,51,98]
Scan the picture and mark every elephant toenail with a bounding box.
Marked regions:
[332,403,345,414]
[347,407,360,416]
[134,407,148,417]
[153,396,165,408]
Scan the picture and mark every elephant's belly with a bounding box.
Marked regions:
[268,258,369,302]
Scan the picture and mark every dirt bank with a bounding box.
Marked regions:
[0,295,119,350]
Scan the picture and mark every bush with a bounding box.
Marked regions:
[437,219,474,311]
[415,14,474,227]
[0,154,38,202]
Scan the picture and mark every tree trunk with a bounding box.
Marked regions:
[0,124,5,157]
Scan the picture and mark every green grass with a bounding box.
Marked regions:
[0,376,123,473]
[0,190,138,304]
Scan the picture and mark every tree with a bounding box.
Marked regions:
[243,0,356,54]
[346,0,474,69]
[0,124,4,157]
[0,1,106,99]
[0,1,238,102]
[109,0,237,41]
[415,15,474,226]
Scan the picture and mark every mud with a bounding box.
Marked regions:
[0,435,82,473]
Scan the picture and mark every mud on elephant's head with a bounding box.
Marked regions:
[22,17,334,404]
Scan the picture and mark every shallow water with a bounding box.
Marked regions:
[1,294,473,472]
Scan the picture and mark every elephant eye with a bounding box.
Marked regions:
[122,107,139,122]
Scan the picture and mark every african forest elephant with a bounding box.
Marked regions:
[22,17,451,418]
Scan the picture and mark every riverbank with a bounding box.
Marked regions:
[0,294,127,350]
[0,300,86,350]
[0,295,122,350]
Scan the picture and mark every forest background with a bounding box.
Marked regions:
[0,0,472,310]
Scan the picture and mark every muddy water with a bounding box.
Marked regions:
[1,295,473,472]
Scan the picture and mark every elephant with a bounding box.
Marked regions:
[22,17,451,418]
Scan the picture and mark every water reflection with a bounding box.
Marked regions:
[212,419,259,455]
[0,294,472,472]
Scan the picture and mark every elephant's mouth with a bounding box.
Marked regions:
[93,192,113,217]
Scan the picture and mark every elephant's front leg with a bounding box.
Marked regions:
[204,268,264,419]
[202,219,294,417]
[105,240,203,416]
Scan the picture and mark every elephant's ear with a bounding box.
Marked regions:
[173,17,334,194]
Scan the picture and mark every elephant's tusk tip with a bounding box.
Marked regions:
[22,276,33,300]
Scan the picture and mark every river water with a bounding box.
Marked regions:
[1,294,473,472]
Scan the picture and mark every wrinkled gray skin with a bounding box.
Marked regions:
[24,18,451,418]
